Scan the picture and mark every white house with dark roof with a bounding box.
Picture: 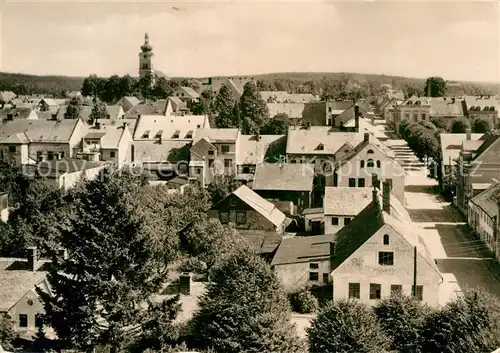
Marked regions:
[324,187,373,234]
[468,180,500,259]
[330,181,443,306]
[235,134,284,180]
[116,96,142,113]
[208,185,287,234]
[0,248,52,337]
[0,119,86,165]
[252,163,315,213]
[173,86,200,102]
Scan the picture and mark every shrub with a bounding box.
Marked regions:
[419,120,437,130]
[398,122,410,139]
[178,256,207,275]
[307,299,390,353]
[472,117,491,133]
[288,290,319,314]
[450,118,469,133]
[430,116,446,129]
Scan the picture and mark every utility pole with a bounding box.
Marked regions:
[412,245,417,297]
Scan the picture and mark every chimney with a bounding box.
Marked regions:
[382,180,392,214]
[26,246,37,271]
[95,122,101,129]
[179,272,192,295]
[364,132,369,142]
[256,132,260,141]
[354,104,360,132]
[372,173,380,189]
[123,122,128,129]
[466,128,471,141]
[452,97,456,104]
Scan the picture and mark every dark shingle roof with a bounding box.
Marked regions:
[252,163,314,192]
[238,230,282,255]
[271,234,334,266]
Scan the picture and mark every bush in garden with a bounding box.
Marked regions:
[288,290,319,314]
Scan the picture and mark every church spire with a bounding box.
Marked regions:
[141,33,153,52]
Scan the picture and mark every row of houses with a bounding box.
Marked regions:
[438,130,500,261]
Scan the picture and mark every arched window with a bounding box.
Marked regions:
[376,160,381,168]
[316,144,324,151]
[383,234,389,245]
[360,160,365,168]
[367,149,374,154]
[483,106,489,111]
[490,106,495,111]
[367,159,374,167]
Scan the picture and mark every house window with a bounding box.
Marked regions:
[19,314,28,328]
[344,218,351,225]
[309,272,319,281]
[358,178,365,187]
[367,149,374,154]
[412,285,424,301]
[60,151,65,159]
[47,151,54,160]
[421,113,426,120]
[208,150,214,155]
[291,159,296,164]
[413,113,418,122]
[196,168,201,175]
[219,211,229,224]
[349,178,356,187]
[391,284,402,295]
[208,159,214,167]
[236,211,246,224]
[221,145,230,153]
[8,146,16,153]
[378,251,394,265]
[110,151,116,158]
[35,314,44,328]
[309,263,319,270]
[348,283,360,299]
[383,234,389,245]
[224,159,232,168]
[323,273,329,283]
[317,144,324,151]
[370,283,381,299]
[376,160,381,168]
[367,159,374,167]
[360,160,365,168]
[331,217,339,225]
[405,113,410,119]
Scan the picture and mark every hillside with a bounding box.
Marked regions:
[1,71,499,98]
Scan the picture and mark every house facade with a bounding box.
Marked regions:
[323,187,372,234]
[207,185,287,234]
[330,182,442,307]
[463,95,499,129]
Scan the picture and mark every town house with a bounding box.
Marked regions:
[116,96,142,113]
[468,180,500,260]
[330,181,443,306]
[173,86,200,102]
[455,132,500,217]
[207,185,288,234]
[189,128,239,187]
[333,133,406,205]
[462,95,499,129]
[393,95,431,128]
[0,119,86,165]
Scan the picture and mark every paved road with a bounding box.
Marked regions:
[388,136,500,303]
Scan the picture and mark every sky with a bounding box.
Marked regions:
[0,0,499,82]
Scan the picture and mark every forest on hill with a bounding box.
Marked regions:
[1,70,499,99]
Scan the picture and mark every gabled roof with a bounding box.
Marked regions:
[463,95,498,111]
[0,91,17,104]
[1,132,30,144]
[238,230,282,255]
[471,133,500,162]
[133,115,208,141]
[194,128,239,143]
[120,96,141,108]
[470,181,500,218]
[123,103,166,119]
[134,140,190,163]
[81,122,130,149]
[237,134,284,165]
[324,187,372,216]
[252,163,314,192]
[286,126,364,155]
[176,86,200,99]
[231,185,286,227]
[0,107,35,120]
[429,98,464,117]
[0,119,80,143]
[440,133,484,166]
[271,234,334,266]
[267,103,305,119]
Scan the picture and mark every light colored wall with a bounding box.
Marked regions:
[275,259,330,292]
[336,143,405,205]
[324,215,354,234]
[7,282,48,333]
[468,202,496,252]
[396,105,431,123]
[1,208,8,222]
[29,143,71,161]
[332,225,441,307]
[207,209,280,233]
[0,144,30,165]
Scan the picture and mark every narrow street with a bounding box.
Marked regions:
[385,129,500,304]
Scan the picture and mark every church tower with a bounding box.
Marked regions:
[139,33,154,80]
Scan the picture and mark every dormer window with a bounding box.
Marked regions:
[142,130,150,139]
[155,130,163,139]
[316,144,324,151]
[185,130,193,139]
[172,130,180,139]
[208,150,214,156]
[367,149,374,154]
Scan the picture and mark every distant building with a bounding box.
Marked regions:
[138,33,169,84]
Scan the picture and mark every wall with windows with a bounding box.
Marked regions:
[0,143,29,165]
[335,144,405,205]
[324,215,353,234]
[332,225,441,307]
[274,258,330,292]
[7,281,50,333]
[468,201,497,253]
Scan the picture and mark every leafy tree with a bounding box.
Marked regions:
[420,289,500,352]
[200,89,215,115]
[430,116,446,129]
[307,299,390,353]
[260,118,289,135]
[0,314,17,351]
[89,100,108,124]
[81,74,104,98]
[472,117,491,133]
[288,290,319,314]
[180,216,245,272]
[190,248,304,353]
[152,77,177,100]
[118,74,136,98]
[374,294,432,353]
[213,84,237,128]
[207,175,241,205]
[424,76,447,97]
[239,82,269,134]
[138,73,155,100]
[37,169,179,353]
[450,118,469,133]
[64,97,82,119]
